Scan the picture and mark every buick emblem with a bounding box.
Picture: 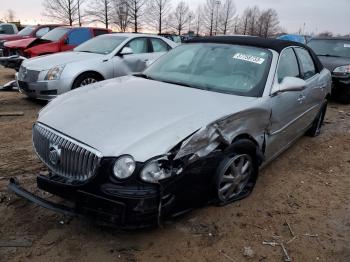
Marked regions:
[49,144,61,166]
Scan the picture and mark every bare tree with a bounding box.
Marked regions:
[194,6,203,36]
[127,0,147,33]
[218,0,236,35]
[42,0,80,26]
[260,8,280,38]
[171,1,190,35]
[85,0,113,28]
[4,9,16,22]
[112,0,130,32]
[145,0,172,34]
[203,0,216,35]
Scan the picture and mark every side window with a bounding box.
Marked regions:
[151,38,170,52]
[35,27,50,38]
[294,48,316,80]
[67,28,92,45]
[125,38,148,54]
[1,25,15,34]
[277,48,300,83]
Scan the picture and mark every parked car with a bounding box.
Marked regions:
[277,34,311,44]
[1,26,111,71]
[159,33,182,44]
[308,37,350,103]
[0,24,64,70]
[9,36,331,228]
[0,23,18,35]
[16,33,177,100]
[0,24,62,55]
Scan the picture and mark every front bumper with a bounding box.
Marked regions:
[0,55,26,71]
[7,154,221,228]
[331,74,350,102]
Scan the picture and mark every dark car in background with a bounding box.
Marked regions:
[308,38,350,103]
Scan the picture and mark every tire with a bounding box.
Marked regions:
[306,100,327,137]
[214,139,259,206]
[72,72,102,89]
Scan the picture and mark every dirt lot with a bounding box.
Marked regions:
[0,66,349,262]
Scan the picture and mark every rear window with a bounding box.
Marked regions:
[308,39,350,58]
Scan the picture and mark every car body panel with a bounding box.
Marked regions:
[4,37,37,49]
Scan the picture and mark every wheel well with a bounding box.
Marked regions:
[76,71,105,81]
[232,134,259,148]
[325,93,331,101]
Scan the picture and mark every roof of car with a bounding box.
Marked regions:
[187,35,310,53]
[187,35,324,72]
[109,33,164,38]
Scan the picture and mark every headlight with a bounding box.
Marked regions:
[140,158,172,183]
[45,65,65,80]
[333,65,350,74]
[112,155,136,179]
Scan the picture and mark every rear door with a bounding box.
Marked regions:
[294,47,325,126]
[61,28,92,51]
[265,47,306,160]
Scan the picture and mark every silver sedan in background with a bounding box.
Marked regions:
[16,33,177,100]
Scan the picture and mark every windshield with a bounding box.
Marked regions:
[41,27,69,42]
[144,43,272,97]
[74,35,127,54]
[18,25,36,36]
[308,39,350,58]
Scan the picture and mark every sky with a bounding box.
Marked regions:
[1,0,349,35]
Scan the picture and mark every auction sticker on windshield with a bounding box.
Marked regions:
[233,53,266,64]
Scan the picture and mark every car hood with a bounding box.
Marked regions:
[24,51,104,70]
[318,56,350,72]
[38,76,257,161]
[4,37,36,49]
[0,34,24,41]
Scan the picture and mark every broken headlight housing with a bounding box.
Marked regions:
[113,155,136,179]
[140,157,173,183]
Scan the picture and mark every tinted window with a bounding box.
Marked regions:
[74,35,126,54]
[308,39,350,58]
[67,28,92,45]
[18,26,36,36]
[144,43,272,97]
[42,27,70,41]
[151,38,169,52]
[277,48,300,83]
[295,48,316,79]
[35,27,50,38]
[126,38,148,54]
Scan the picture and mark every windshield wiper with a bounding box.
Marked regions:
[156,79,194,87]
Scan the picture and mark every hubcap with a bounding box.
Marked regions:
[218,154,253,202]
[80,78,97,87]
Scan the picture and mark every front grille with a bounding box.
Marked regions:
[18,66,40,82]
[33,123,102,182]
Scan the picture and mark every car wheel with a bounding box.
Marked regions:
[214,140,258,205]
[306,100,327,137]
[72,73,102,89]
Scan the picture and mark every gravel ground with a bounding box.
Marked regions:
[0,67,349,262]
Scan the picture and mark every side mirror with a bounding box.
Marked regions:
[120,47,133,56]
[272,77,306,95]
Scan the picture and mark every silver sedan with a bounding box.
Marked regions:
[16,33,177,100]
[9,36,332,228]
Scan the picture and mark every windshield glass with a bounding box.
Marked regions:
[308,39,350,58]
[18,25,36,36]
[144,43,272,97]
[74,35,127,54]
[41,27,69,42]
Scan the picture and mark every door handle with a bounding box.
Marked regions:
[297,95,306,103]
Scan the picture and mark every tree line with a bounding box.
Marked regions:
[42,0,281,37]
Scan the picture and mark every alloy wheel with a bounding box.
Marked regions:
[218,154,253,202]
[80,78,97,87]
